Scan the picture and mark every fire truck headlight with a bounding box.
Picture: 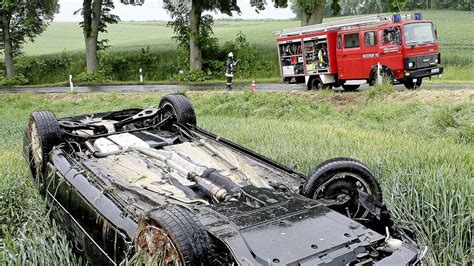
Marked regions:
[408,62,414,68]
[435,58,438,63]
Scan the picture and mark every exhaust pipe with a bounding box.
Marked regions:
[188,172,238,202]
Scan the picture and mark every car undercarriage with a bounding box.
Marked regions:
[24,93,426,265]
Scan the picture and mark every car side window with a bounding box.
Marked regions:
[382,27,401,46]
[364,31,377,47]
[337,35,342,49]
[344,33,359,49]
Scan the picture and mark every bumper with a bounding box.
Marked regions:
[405,66,443,78]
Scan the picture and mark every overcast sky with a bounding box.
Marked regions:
[55,0,295,22]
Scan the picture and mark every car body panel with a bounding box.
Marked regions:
[24,106,423,265]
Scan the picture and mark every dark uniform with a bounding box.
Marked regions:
[225,53,236,90]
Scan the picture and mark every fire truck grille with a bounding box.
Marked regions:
[415,54,437,69]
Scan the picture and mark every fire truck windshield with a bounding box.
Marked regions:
[404,22,436,45]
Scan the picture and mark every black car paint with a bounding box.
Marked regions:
[24,110,421,265]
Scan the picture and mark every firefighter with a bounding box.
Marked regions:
[317,44,328,68]
[225,52,238,90]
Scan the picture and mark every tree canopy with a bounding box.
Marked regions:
[164,0,240,71]
[0,0,58,78]
[75,0,143,73]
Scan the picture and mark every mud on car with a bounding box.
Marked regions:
[24,94,426,265]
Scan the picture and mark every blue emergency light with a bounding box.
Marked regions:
[415,12,423,20]
[392,14,402,23]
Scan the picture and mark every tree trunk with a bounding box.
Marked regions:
[85,36,98,73]
[83,0,102,73]
[2,14,15,78]
[301,0,326,26]
[189,0,202,71]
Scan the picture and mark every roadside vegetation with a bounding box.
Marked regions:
[0,89,472,264]
[1,10,472,86]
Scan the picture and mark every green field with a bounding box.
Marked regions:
[15,10,473,84]
[23,10,474,61]
[0,89,472,264]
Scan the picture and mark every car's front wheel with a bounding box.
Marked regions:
[302,157,383,220]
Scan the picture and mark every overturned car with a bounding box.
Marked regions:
[24,94,425,265]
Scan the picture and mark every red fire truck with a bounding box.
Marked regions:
[274,13,443,90]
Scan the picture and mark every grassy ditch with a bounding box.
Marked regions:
[0,89,472,264]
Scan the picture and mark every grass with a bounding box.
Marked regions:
[0,89,472,264]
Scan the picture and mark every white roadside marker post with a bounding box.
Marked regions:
[69,74,74,93]
[377,62,382,85]
[139,68,143,84]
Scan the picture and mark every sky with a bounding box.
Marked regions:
[55,0,295,22]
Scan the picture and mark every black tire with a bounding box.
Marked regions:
[309,77,331,90]
[137,206,210,265]
[302,157,382,219]
[159,94,196,126]
[342,85,360,91]
[404,78,422,90]
[308,77,317,90]
[27,110,62,182]
[369,67,394,86]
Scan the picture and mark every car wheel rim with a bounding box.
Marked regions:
[135,225,182,265]
[313,172,373,220]
[161,102,177,123]
[29,121,43,175]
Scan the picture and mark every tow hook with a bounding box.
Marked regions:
[383,227,402,252]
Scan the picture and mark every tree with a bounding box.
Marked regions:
[0,0,58,79]
[388,0,407,12]
[164,0,240,71]
[75,0,143,73]
[252,0,340,26]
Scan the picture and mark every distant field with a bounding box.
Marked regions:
[0,89,472,264]
[23,10,474,66]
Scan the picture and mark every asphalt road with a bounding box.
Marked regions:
[0,83,472,93]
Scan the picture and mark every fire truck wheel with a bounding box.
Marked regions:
[342,85,360,91]
[403,78,422,90]
[308,77,329,90]
[369,67,394,85]
[308,77,318,90]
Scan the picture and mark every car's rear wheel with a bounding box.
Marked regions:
[27,110,62,187]
[159,94,196,126]
[135,205,210,265]
[404,78,422,90]
[302,157,382,220]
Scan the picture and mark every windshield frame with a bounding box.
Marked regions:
[403,22,437,46]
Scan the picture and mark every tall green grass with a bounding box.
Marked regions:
[0,90,472,264]
[0,135,79,264]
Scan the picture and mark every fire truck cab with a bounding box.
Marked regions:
[274,13,443,90]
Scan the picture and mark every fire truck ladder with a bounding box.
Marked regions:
[274,15,391,37]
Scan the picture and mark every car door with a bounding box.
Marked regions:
[336,34,344,79]
[341,32,364,79]
[379,27,403,73]
[361,30,379,78]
